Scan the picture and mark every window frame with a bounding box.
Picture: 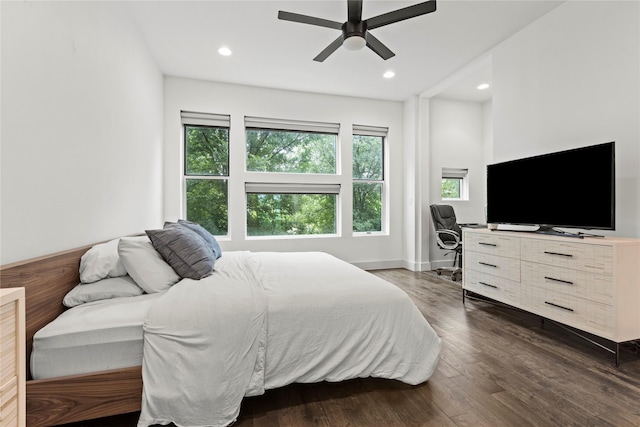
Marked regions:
[243,116,341,239]
[181,111,231,237]
[352,125,388,236]
[441,168,469,201]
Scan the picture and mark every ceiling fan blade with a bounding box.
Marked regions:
[365,33,395,60]
[365,0,436,30]
[313,36,344,62]
[347,0,363,22]
[278,11,343,30]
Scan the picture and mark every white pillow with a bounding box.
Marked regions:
[63,276,144,307]
[79,238,128,284]
[118,236,180,293]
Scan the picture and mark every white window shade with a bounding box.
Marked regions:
[245,183,340,194]
[352,124,388,137]
[442,168,468,179]
[245,116,339,134]
[181,111,230,127]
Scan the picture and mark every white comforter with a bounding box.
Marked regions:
[138,252,441,427]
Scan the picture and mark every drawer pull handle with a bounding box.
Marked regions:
[479,281,497,289]
[479,262,498,268]
[479,242,497,247]
[544,251,573,258]
[545,301,574,312]
[544,276,574,285]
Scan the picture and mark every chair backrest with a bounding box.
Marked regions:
[429,204,462,243]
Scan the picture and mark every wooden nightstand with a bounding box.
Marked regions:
[1,287,25,426]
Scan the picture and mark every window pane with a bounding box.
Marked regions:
[246,129,336,174]
[185,126,229,176]
[353,135,383,180]
[442,178,461,199]
[186,179,228,235]
[246,193,336,236]
[353,182,382,232]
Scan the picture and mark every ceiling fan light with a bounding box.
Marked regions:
[343,35,366,51]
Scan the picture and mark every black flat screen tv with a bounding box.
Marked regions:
[486,141,615,235]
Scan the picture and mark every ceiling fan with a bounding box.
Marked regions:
[278,0,437,62]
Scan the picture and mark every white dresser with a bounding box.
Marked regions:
[463,228,640,365]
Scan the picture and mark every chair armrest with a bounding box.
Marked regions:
[435,229,461,250]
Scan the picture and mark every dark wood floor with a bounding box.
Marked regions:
[63,269,640,426]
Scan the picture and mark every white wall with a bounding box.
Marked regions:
[0,1,164,264]
[428,98,487,267]
[492,1,640,238]
[164,77,405,267]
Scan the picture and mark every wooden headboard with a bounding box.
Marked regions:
[0,243,95,379]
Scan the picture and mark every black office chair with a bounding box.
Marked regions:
[429,204,463,281]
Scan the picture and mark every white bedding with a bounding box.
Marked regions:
[31,293,160,379]
[138,251,441,427]
[138,251,267,427]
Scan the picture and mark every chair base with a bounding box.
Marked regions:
[435,267,462,282]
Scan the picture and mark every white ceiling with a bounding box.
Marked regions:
[127,1,562,102]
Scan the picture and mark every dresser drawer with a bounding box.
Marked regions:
[0,302,17,385]
[465,251,521,281]
[521,285,613,337]
[464,269,520,306]
[521,261,613,305]
[521,239,613,274]
[465,233,520,258]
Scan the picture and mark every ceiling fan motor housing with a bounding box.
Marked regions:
[342,21,367,50]
[342,20,367,40]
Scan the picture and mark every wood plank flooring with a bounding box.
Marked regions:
[62,269,640,426]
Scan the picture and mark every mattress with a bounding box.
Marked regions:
[30,293,160,380]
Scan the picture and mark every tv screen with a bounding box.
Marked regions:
[486,141,615,232]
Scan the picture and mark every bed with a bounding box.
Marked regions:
[1,233,441,427]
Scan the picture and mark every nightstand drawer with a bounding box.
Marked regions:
[0,376,18,426]
[465,233,520,258]
[0,287,24,426]
[0,302,17,384]
[521,240,613,274]
[521,261,613,305]
[465,251,521,281]
[464,269,520,306]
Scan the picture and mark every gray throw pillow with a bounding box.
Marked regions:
[177,219,223,259]
[146,225,216,280]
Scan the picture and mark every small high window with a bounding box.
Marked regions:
[441,168,468,200]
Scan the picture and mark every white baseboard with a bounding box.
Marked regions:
[353,259,405,271]
[430,259,460,270]
[354,259,457,272]
[402,260,432,272]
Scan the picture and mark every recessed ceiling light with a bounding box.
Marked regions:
[383,70,395,79]
[218,47,232,56]
[477,83,490,90]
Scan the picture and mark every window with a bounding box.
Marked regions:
[244,117,340,237]
[441,168,468,200]
[246,183,339,236]
[352,125,387,234]
[182,111,230,235]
